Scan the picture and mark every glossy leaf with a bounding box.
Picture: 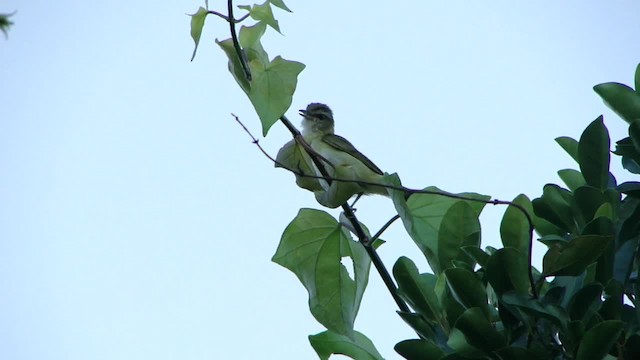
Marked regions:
[500,194,533,254]
[444,268,489,318]
[573,186,606,224]
[594,82,640,124]
[393,257,442,322]
[309,330,383,360]
[542,235,613,276]
[613,137,640,174]
[567,282,603,322]
[461,246,489,268]
[451,307,507,353]
[575,320,623,360]
[485,248,530,296]
[558,169,586,192]
[437,201,481,271]
[189,7,209,61]
[391,184,489,274]
[397,312,435,339]
[556,136,579,162]
[532,184,575,233]
[501,292,569,329]
[578,116,610,190]
[272,209,372,337]
[395,339,444,360]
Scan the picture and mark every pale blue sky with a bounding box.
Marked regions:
[1,1,639,359]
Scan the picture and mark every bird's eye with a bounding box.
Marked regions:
[317,114,328,121]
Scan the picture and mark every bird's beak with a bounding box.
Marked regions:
[299,109,308,118]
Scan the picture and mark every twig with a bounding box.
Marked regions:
[208,10,250,23]
[370,215,400,244]
[227,0,251,81]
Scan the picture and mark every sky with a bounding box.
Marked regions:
[1,1,640,359]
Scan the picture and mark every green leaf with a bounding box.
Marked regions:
[494,346,545,360]
[575,320,623,360]
[391,185,490,274]
[395,339,445,360]
[501,292,569,329]
[594,82,640,124]
[437,201,481,271]
[578,116,611,190]
[239,2,282,33]
[444,268,489,319]
[618,181,640,198]
[542,235,613,276]
[613,137,640,174]
[568,282,603,322]
[500,194,533,254]
[532,184,576,233]
[269,0,292,12]
[272,209,373,338]
[573,186,606,224]
[461,246,489,268]
[635,63,640,93]
[189,7,209,61]
[249,55,305,136]
[630,119,640,151]
[485,248,530,296]
[0,11,15,39]
[396,312,435,339]
[556,136,579,162]
[393,257,442,323]
[451,307,507,353]
[275,139,324,191]
[309,330,383,360]
[558,169,586,192]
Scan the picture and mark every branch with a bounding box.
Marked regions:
[232,113,539,299]
[227,0,251,81]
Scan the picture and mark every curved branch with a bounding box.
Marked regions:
[227,0,251,81]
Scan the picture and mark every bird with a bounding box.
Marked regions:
[299,102,388,199]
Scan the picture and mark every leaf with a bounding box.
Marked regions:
[249,55,305,136]
[578,116,611,190]
[394,339,445,360]
[532,184,576,233]
[451,307,507,353]
[189,7,209,61]
[396,312,436,339]
[542,235,613,276]
[391,184,490,274]
[444,268,489,318]
[567,282,603,322]
[309,330,383,360]
[618,181,640,198]
[393,257,442,323]
[275,139,324,192]
[501,292,569,329]
[556,136,579,162]
[485,248,531,296]
[461,246,489,268]
[272,209,373,338]
[269,0,292,12]
[500,194,534,254]
[558,169,586,192]
[239,1,281,33]
[613,137,640,174]
[575,320,623,360]
[594,82,640,124]
[437,201,481,271]
[573,186,606,224]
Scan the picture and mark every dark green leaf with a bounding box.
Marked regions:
[613,238,637,285]
[613,137,640,174]
[594,82,640,124]
[393,257,442,322]
[444,268,489,318]
[461,246,489,268]
[618,181,640,197]
[543,235,613,276]
[532,184,576,233]
[578,116,611,190]
[397,312,435,339]
[309,330,383,360]
[630,119,640,151]
[558,169,586,192]
[501,292,569,329]
[500,194,534,254]
[485,248,530,296]
[189,7,209,61]
[272,209,372,337]
[575,320,623,360]
[494,346,546,360]
[391,185,490,274]
[394,339,444,360]
[556,136,579,162]
[451,307,507,353]
[568,282,603,322]
[600,279,623,321]
[573,186,606,224]
[438,201,481,271]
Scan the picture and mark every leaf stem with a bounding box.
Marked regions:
[227,0,251,81]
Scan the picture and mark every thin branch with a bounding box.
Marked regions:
[208,10,250,23]
[227,0,251,81]
[370,215,400,245]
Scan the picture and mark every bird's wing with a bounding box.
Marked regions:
[322,134,384,175]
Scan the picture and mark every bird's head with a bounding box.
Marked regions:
[300,102,335,136]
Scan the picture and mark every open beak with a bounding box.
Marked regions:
[298,109,307,117]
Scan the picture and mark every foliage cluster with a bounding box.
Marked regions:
[190,2,640,358]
